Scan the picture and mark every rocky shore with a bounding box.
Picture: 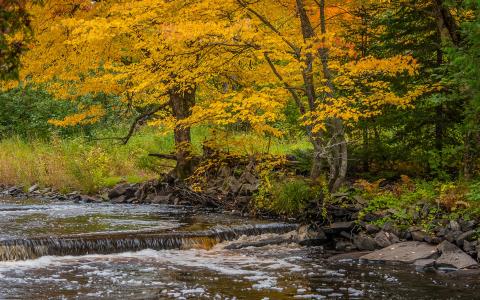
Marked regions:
[1,181,479,278]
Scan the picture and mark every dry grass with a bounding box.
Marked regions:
[0,136,157,193]
[0,127,311,194]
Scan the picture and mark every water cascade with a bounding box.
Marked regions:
[0,223,297,261]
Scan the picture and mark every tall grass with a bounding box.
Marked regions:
[0,135,160,193]
[0,127,310,193]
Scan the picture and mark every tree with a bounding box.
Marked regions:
[8,0,427,189]
[0,0,33,80]
[11,0,284,179]
[232,0,424,190]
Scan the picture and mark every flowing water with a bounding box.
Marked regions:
[0,197,478,299]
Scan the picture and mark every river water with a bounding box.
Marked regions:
[0,197,478,299]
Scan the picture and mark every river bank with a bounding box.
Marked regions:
[2,181,480,277]
[0,195,479,299]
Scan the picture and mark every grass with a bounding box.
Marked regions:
[0,126,311,194]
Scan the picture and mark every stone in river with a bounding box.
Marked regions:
[436,241,478,270]
[360,241,438,264]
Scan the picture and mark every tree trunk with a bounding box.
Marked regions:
[170,88,196,180]
[362,124,369,172]
[317,0,347,192]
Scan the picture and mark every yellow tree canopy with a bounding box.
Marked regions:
[7,0,428,136]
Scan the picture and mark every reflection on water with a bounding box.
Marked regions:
[0,197,262,238]
[0,197,478,299]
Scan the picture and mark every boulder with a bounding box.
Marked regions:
[327,251,372,262]
[445,230,463,243]
[424,235,443,244]
[460,220,477,232]
[224,237,292,250]
[448,220,461,232]
[335,240,355,251]
[325,221,355,234]
[374,231,400,248]
[80,195,100,203]
[360,241,438,264]
[297,225,327,246]
[365,224,380,234]
[411,230,427,242]
[151,194,172,204]
[455,230,475,247]
[108,184,132,199]
[353,233,378,251]
[436,241,478,270]
[110,195,127,204]
[414,258,436,272]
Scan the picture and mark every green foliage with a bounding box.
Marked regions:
[0,0,34,80]
[259,179,319,217]
[359,179,480,230]
[467,181,480,202]
[0,87,73,139]
[290,149,313,175]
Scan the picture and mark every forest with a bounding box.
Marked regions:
[0,0,480,298]
[2,0,480,217]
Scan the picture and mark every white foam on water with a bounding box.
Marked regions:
[0,245,305,292]
[294,294,326,299]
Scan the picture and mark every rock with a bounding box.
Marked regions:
[224,176,241,194]
[225,237,293,250]
[414,259,436,272]
[335,240,354,251]
[365,224,380,234]
[353,233,378,251]
[81,195,100,203]
[424,235,443,245]
[326,221,355,234]
[446,230,463,243]
[382,222,399,236]
[374,231,400,248]
[460,220,477,232]
[455,230,475,247]
[463,240,475,255]
[108,184,130,199]
[28,184,39,193]
[297,225,327,246]
[327,251,372,262]
[111,195,127,204]
[241,171,258,185]
[151,194,171,204]
[353,195,367,205]
[239,183,258,195]
[360,241,438,264]
[435,226,448,237]
[134,185,148,202]
[448,220,461,232]
[411,230,427,242]
[339,231,353,240]
[362,213,383,222]
[436,241,478,270]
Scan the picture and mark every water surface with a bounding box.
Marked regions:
[0,197,477,299]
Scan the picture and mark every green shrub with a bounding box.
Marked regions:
[267,179,318,217]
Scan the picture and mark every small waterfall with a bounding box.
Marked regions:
[0,223,297,261]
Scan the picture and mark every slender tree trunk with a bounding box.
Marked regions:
[317,0,347,191]
[295,0,348,191]
[435,49,444,152]
[169,88,196,180]
[362,124,369,172]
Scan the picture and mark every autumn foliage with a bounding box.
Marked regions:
[2,0,477,190]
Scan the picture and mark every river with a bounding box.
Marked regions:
[0,197,477,299]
